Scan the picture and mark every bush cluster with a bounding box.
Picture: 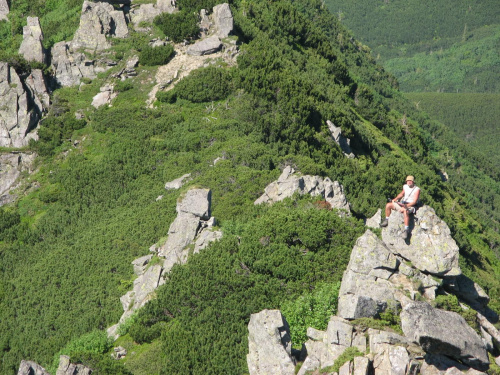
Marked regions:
[139,44,175,66]
[153,11,199,43]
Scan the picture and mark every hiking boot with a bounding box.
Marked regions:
[380,218,389,227]
[402,229,409,240]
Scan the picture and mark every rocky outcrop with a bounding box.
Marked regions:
[25,69,50,114]
[17,360,50,375]
[157,0,176,14]
[382,205,460,277]
[18,17,47,64]
[164,173,191,190]
[327,120,354,158]
[247,309,296,375]
[0,0,8,21]
[56,355,92,375]
[212,3,233,38]
[0,63,39,148]
[254,166,351,214]
[50,41,114,87]
[91,84,117,108]
[71,1,128,51]
[401,301,489,370]
[253,203,496,375]
[0,152,36,205]
[365,208,382,229]
[187,35,222,56]
[158,188,219,271]
[129,3,161,26]
[108,187,222,339]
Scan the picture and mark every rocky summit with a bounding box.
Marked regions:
[247,205,499,375]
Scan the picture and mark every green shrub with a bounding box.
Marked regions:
[329,347,364,374]
[115,80,134,92]
[139,44,175,66]
[70,352,133,375]
[156,90,177,103]
[174,66,234,103]
[153,11,199,43]
[281,282,341,347]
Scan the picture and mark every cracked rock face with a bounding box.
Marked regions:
[401,301,489,371]
[247,310,296,375]
[0,63,39,148]
[0,0,8,21]
[71,1,129,51]
[382,205,460,277]
[18,17,47,64]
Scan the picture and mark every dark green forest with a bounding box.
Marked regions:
[324,0,500,93]
[0,0,500,374]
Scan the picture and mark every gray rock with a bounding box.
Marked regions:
[365,208,382,229]
[193,227,223,253]
[187,35,222,56]
[247,309,295,375]
[353,356,370,375]
[339,360,352,375]
[382,205,461,277]
[373,345,409,375]
[130,4,161,26]
[0,153,36,205]
[0,63,39,148]
[126,55,140,69]
[326,316,353,347]
[56,355,92,375]
[212,3,233,38]
[255,167,351,214]
[177,188,211,219]
[200,9,212,32]
[17,360,50,375]
[112,346,127,359]
[132,264,163,309]
[338,230,402,319]
[442,274,489,309]
[25,69,50,114]
[420,353,468,375]
[91,85,116,108]
[369,330,410,355]
[132,254,153,275]
[164,173,191,189]
[72,1,128,51]
[157,0,176,13]
[0,0,8,21]
[18,17,47,64]
[327,120,354,158]
[400,301,489,370]
[51,41,109,87]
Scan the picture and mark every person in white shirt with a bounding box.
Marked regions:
[380,175,420,240]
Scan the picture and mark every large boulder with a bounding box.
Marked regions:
[187,35,222,56]
[337,230,402,319]
[50,42,112,87]
[401,301,489,371]
[297,316,354,375]
[0,63,39,148]
[382,205,461,277]
[17,360,50,375]
[129,3,161,26]
[71,1,128,51]
[56,355,92,375]
[0,152,36,205]
[212,3,233,38]
[247,310,295,375]
[165,173,191,190]
[254,166,351,214]
[442,274,490,310]
[157,0,176,13]
[18,17,47,64]
[0,0,8,21]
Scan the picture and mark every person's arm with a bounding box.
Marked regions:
[393,189,404,202]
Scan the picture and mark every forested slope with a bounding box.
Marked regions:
[323,0,500,93]
[0,0,500,374]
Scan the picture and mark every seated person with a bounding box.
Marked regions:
[380,175,420,240]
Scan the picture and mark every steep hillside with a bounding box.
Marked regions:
[1,0,500,374]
